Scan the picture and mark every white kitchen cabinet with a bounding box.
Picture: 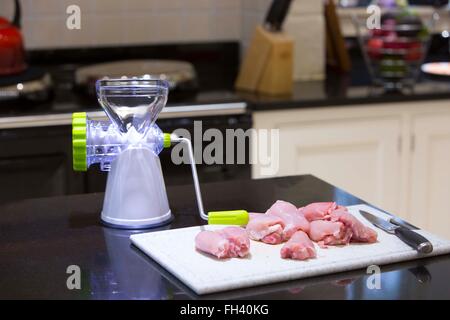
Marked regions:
[252,107,403,215]
[409,112,450,238]
[252,100,450,239]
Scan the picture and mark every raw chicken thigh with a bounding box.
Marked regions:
[330,208,378,243]
[309,220,352,247]
[195,231,231,259]
[195,200,378,260]
[246,213,285,244]
[266,200,310,240]
[195,227,250,259]
[301,202,338,221]
[281,230,316,260]
[217,226,251,257]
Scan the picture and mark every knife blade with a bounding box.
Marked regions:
[359,210,433,254]
[388,216,419,230]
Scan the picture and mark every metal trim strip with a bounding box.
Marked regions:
[0,102,247,129]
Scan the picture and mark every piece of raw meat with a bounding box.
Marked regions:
[195,231,231,259]
[195,227,250,259]
[280,230,316,260]
[246,213,285,244]
[266,200,310,240]
[217,226,251,257]
[265,200,298,216]
[330,209,378,243]
[300,202,338,221]
[308,220,352,247]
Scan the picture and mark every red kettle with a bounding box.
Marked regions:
[0,0,26,76]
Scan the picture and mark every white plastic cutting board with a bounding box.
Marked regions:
[130,204,450,295]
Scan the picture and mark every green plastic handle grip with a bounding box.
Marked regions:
[208,210,249,226]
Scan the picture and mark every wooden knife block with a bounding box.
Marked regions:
[235,25,294,96]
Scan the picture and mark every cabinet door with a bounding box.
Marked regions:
[253,113,402,214]
[0,126,84,203]
[0,155,66,204]
[410,113,450,238]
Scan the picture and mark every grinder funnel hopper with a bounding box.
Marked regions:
[96,78,169,137]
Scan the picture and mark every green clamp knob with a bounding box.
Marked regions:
[208,210,249,226]
[72,112,87,171]
[163,133,171,148]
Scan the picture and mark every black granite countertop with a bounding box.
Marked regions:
[2,70,450,121]
[1,174,449,299]
[2,76,450,121]
[243,76,450,112]
[1,40,450,121]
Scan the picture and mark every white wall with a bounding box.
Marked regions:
[1,0,326,55]
[0,0,242,49]
[240,0,273,52]
[2,2,443,50]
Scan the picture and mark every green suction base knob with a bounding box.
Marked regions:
[72,112,87,172]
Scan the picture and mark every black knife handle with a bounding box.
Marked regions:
[395,227,433,254]
[408,266,432,284]
[264,0,293,31]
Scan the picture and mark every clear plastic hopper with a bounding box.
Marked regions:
[77,79,168,171]
[96,78,168,136]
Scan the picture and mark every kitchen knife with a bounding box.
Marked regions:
[389,216,418,230]
[408,266,432,284]
[264,0,293,32]
[359,210,433,254]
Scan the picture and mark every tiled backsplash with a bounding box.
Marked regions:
[0,0,321,66]
[0,0,245,49]
[240,0,272,51]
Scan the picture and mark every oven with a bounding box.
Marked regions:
[84,104,252,193]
